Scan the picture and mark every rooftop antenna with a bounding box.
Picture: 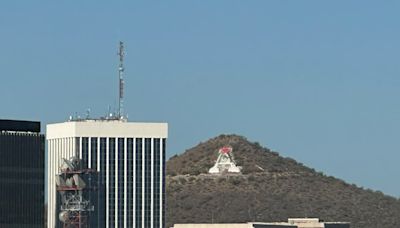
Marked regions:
[107,105,112,118]
[86,108,91,119]
[117,41,125,119]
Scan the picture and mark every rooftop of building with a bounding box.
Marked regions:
[0,119,41,133]
[46,117,168,139]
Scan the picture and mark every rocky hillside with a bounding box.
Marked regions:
[166,134,400,228]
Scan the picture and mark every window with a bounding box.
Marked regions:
[91,138,98,170]
[162,138,166,228]
[135,138,143,227]
[99,138,107,228]
[118,138,125,227]
[144,138,151,227]
[153,138,161,227]
[82,137,89,168]
[127,138,134,227]
[108,138,116,227]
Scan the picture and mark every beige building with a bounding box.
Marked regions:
[47,119,168,228]
[173,223,295,228]
[172,218,350,228]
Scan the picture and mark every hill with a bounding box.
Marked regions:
[166,134,400,228]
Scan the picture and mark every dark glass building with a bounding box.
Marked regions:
[0,119,45,228]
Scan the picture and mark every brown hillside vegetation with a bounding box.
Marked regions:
[166,134,400,228]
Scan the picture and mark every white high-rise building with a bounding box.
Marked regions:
[47,119,168,228]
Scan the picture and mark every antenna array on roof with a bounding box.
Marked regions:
[117,41,125,120]
[68,42,128,122]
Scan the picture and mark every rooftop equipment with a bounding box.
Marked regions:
[56,157,97,228]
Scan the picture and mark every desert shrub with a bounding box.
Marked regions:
[229,177,241,185]
[248,175,255,182]
[188,176,196,182]
[179,177,187,184]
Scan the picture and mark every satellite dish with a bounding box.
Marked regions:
[65,177,74,187]
[55,175,66,187]
[60,158,75,171]
[70,156,80,169]
[73,174,86,189]
[59,211,70,223]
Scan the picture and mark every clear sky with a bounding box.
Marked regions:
[1,1,400,197]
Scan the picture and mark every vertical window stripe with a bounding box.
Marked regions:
[135,138,143,227]
[91,138,98,170]
[108,138,116,228]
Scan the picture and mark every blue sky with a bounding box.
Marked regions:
[1,1,400,197]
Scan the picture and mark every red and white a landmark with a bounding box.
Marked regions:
[209,146,242,174]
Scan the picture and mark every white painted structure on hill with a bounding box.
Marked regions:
[209,146,242,174]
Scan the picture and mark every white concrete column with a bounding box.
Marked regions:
[97,137,100,172]
[88,137,91,169]
[159,138,164,228]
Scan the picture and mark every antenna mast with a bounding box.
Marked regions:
[117,41,125,119]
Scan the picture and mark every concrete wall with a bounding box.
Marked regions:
[47,121,168,139]
[173,224,298,228]
[173,224,251,228]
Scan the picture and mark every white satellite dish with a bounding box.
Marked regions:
[60,158,75,171]
[65,177,74,187]
[73,174,86,189]
[59,211,70,223]
[55,175,66,187]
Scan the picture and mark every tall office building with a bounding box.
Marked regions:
[47,119,168,228]
[0,119,45,228]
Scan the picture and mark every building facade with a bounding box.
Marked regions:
[47,120,168,228]
[172,223,296,228]
[0,119,45,228]
[172,218,350,228]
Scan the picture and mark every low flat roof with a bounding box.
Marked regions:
[0,119,40,132]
